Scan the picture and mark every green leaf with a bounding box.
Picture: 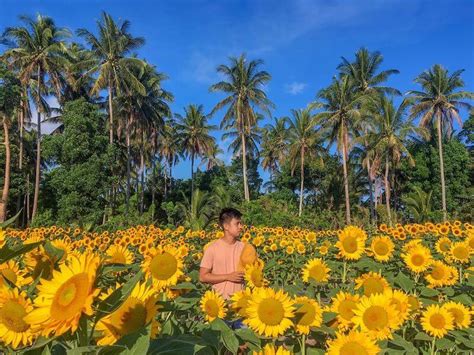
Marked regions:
[100,263,136,275]
[235,328,260,350]
[436,337,455,350]
[94,270,143,321]
[170,282,197,290]
[394,272,415,291]
[148,334,209,354]
[210,319,239,354]
[44,241,65,263]
[389,333,418,353]
[119,325,151,354]
[323,311,337,324]
[420,287,439,297]
[0,209,22,229]
[414,332,433,341]
[0,241,43,263]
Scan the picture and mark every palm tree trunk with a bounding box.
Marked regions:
[164,162,168,198]
[151,158,156,219]
[241,132,250,202]
[26,173,30,225]
[298,146,305,217]
[191,152,195,197]
[125,115,131,216]
[108,83,114,144]
[19,98,24,170]
[139,131,145,215]
[0,117,11,222]
[384,155,392,226]
[341,130,351,224]
[32,66,41,220]
[367,159,375,224]
[437,115,447,221]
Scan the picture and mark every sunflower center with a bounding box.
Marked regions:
[453,246,468,260]
[309,265,326,282]
[296,302,316,326]
[150,252,178,280]
[205,300,220,318]
[250,269,263,287]
[115,299,147,335]
[338,300,357,321]
[363,278,385,296]
[440,242,450,252]
[447,308,463,324]
[374,241,389,255]
[342,237,358,253]
[258,298,285,326]
[363,305,388,330]
[51,273,90,321]
[0,300,29,332]
[411,254,425,266]
[431,266,446,280]
[430,314,445,329]
[340,342,369,355]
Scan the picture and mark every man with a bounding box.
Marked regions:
[199,208,245,299]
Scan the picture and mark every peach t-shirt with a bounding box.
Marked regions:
[200,238,245,299]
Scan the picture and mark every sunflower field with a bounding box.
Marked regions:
[0,221,472,354]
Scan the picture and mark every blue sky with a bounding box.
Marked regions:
[1,0,473,180]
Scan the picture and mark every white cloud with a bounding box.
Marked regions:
[183,51,220,85]
[285,82,307,95]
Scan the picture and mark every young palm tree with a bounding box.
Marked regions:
[77,11,146,144]
[2,14,69,220]
[260,117,289,178]
[177,189,214,230]
[175,104,216,196]
[314,76,362,224]
[199,142,224,171]
[403,186,433,222]
[339,47,400,222]
[287,108,324,217]
[408,64,473,220]
[367,96,427,225]
[210,54,273,201]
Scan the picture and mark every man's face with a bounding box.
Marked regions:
[223,218,243,237]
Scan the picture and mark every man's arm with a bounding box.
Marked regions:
[199,267,244,284]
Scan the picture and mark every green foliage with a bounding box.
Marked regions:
[40,99,115,225]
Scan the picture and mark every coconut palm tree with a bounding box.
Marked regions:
[177,188,214,230]
[287,107,324,217]
[0,63,21,221]
[408,64,473,220]
[200,142,224,171]
[77,11,146,144]
[403,186,433,222]
[366,96,427,225]
[2,14,69,220]
[339,47,400,223]
[158,120,181,196]
[261,117,289,176]
[210,54,273,202]
[314,76,362,224]
[175,104,216,196]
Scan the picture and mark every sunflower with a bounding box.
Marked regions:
[292,296,322,335]
[384,289,410,326]
[450,242,471,264]
[142,246,184,290]
[245,288,295,338]
[24,253,100,337]
[402,245,432,273]
[352,293,400,340]
[425,261,455,288]
[442,302,471,329]
[407,295,421,315]
[319,245,329,255]
[354,272,391,296]
[330,292,360,331]
[301,258,330,284]
[230,288,253,318]
[251,343,291,355]
[327,330,380,355]
[245,263,267,289]
[435,237,452,255]
[336,226,367,260]
[369,236,394,262]
[50,239,72,263]
[421,304,454,338]
[200,290,227,322]
[0,261,31,289]
[0,288,36,349]
[105,245,134,265]
[96,281,160,345]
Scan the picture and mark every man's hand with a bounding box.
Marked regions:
[227,271,244,283]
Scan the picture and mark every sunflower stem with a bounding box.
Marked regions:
[342,262,347,284]
[301,333,306,355]
[458,267,462,284]
[430,338,436,355]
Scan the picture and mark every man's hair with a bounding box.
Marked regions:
[218,207,242,228]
